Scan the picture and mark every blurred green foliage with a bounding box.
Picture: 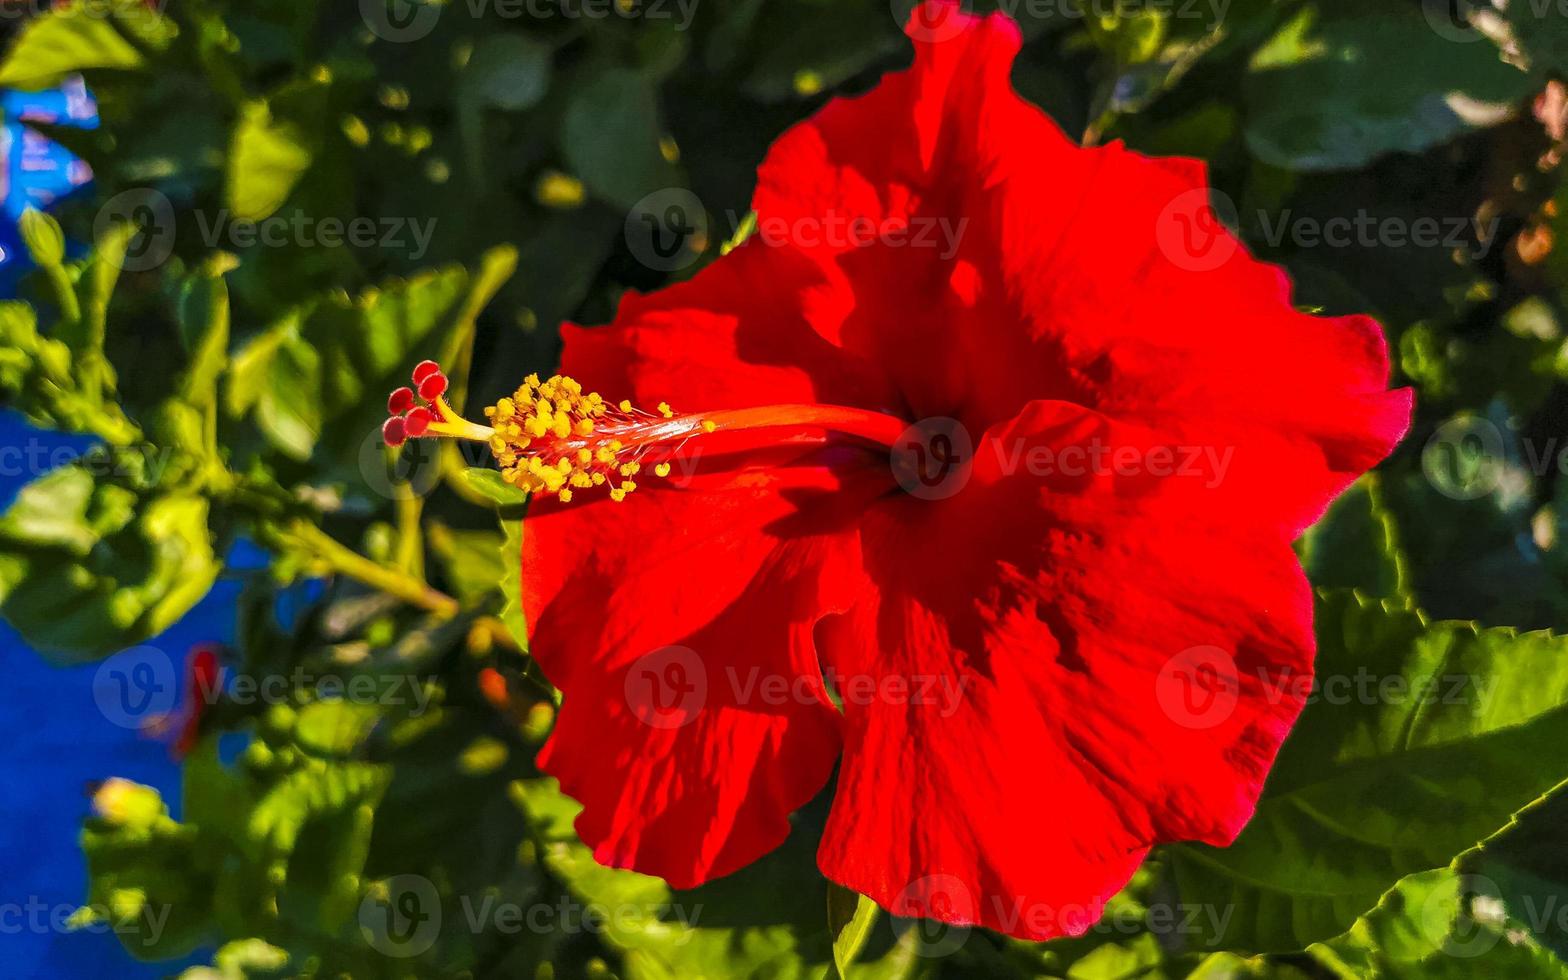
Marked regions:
[8,0,1568,976]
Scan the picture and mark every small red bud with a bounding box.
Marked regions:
[405,406,432,437]
[382,416,408,447]
[388,387,415,416]
[418,372,448,401]
[412,360,441,385]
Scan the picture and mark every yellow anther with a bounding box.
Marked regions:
[701,420,717,433]
[475,372,705,503]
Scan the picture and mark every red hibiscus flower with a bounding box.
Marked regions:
[388,0,1411,940]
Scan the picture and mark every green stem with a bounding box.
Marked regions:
[42,264,82,328]
[288,520,458,617]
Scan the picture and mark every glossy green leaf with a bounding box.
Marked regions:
[561,68,678,209]
[228,102,314,222]
[1299,473,1409,599]
[827,884,879,978]
[1244,5,1531,170]
[0,466,218,661]
[1310,868,1568,978]
[1170,590,1568,951]
[0,5,151,89]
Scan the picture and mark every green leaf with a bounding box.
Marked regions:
[80,784,213,960]
[427,521,506,605]
[0,5,151,89]
[1460,787,1568,961]
[461,468,529,507]
[1243,5,1531,170]
[0,466,219,661]
[1169,590,1568,952]
[513,779,880,979]
[1310,868,1568,979]
[468,467,530,649]
[228,101,314,222]
[459,34,552,111]
[1298,473,1409,599]
[561,68,678,209]
[228,315,323,462]
[827,884,879,978]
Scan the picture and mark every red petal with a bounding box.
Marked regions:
[417,372,448,401]
[404,406,432,437]
[381,416,408,447]
[525,456,885,887]
[387,387,415,416]
[747,0,1409,529]
[817,403,1319,940]
[411,359,441,384]
[561,242,895,415]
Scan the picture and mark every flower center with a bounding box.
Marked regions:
[383,361,909,503]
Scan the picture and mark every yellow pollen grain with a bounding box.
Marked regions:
[478,372,700,502]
